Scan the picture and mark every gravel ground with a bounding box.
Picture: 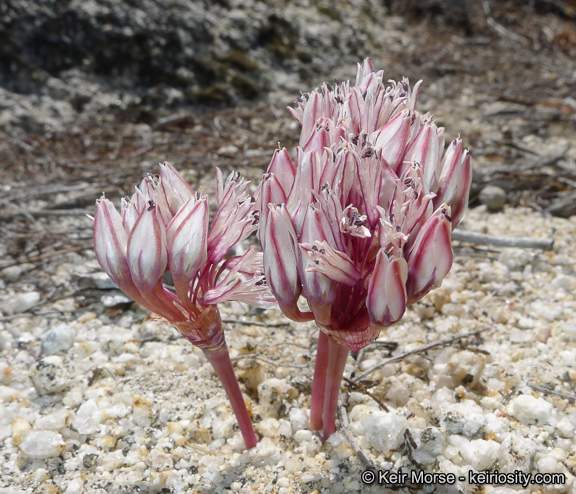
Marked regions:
[1,3,576,493]
[1,203,575,493]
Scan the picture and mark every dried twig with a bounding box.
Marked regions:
[528,383,576,403]
[452,230,554,250]
[0,311,70,322]
[339,402,375,471]
[343,377,389,412]
[0,208,93,222]
[482,1,530,45]
[352,327,490,383]
[231,354,311,369]
[0,247,84,269]
[221,318,292,328]
[475,146,568,180]
[152,113,194,131]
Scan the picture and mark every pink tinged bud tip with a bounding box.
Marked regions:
[406,206,453,304]
[166,196,209,305]
[127,205,168,292]
[371,110,412,172]
[299,91,324,149]
[435,141,472,228]
[367,251,408,326]
[402,120,440,191]
[125,204,184,322]
[299,205,338,324]
[263,204,312,322]
[94,197,142,302]
[265,148,296,198]
[159,161,195,212]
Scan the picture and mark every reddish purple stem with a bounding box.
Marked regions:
[310,330,329,430]
[322,337,350,441]
[203,345,258,449]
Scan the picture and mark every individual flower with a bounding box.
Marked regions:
[94,162,275,449]
[258,59,472,439]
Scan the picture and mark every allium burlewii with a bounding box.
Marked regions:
[94,162,275,449]
[258,59,472,439]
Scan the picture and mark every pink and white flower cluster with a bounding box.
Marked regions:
[259,58,472,353]
[258,59,472,438]
[95,162,274,349]
[93,58,472,448]
[94,162,275,449]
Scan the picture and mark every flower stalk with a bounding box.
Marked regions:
[259,58,472,440]
[94,163,275,449]
[203,344,257,449]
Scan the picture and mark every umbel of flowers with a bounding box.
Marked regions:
[94,58,472,450]
[94,162,275,449]
[258,59,472,439]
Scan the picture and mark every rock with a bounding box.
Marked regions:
[0,264,34,283]
[35,408,73,431]
[361,410,408,454]
[237,359,267,394]
[450,435,500,470]
[11,417,32,445]
[41,324,75,355]
[18,430,65,459]
[256,417,280,438]
[0,0,392,136]
[257,378,297,418]
[146,449,174,471]
[11,291,41,314]
[288,407,309,432]
[72,399,102,435]
[410,427,446,465]
[0,385,20,402]
[479,185,506,212]
[555,417,575,438]
[436,350,486,389]
[441,400,487,437]
[30,356,70,395]
[507,394,556,426]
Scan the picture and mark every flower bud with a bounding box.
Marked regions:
[94,196,142,304]
[371,109,412,172]
[128,205,168,290]
[406,206,453,304]
[263,204,312,322]
[167,196,209,305]
[367,250,408,326]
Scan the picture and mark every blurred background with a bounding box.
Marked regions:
[1,0,575,215]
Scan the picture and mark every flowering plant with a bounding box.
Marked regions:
[94,58,472,449]
[258,59,472,439]
[94,162,274,449]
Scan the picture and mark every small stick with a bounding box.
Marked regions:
[0,311,69,322]
[339,402,375,471]
[221,317,292,328]
[452,230,554,250]
[0,208,93,222]
[152,113,193,131]
[352,327,490,383]
[528,383,576,403]
[343,377,389,412]
[0,247,84,270]
[231,354,311,369]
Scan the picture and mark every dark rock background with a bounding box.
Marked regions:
[4,0,572,135]
[0,0,393,135]
[1,0,575,215]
